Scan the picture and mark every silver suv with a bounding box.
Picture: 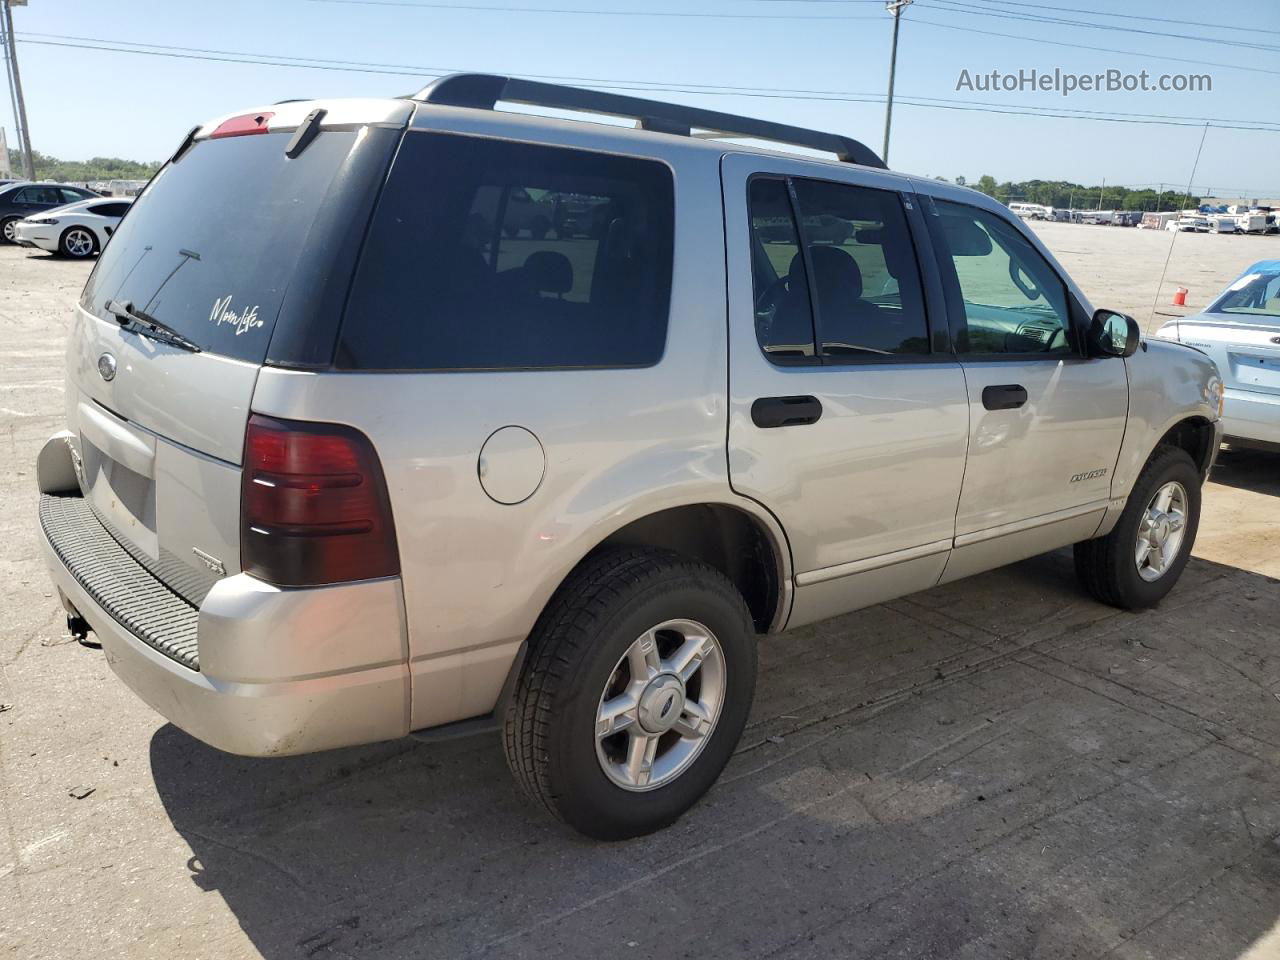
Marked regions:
[37,75,1224,840]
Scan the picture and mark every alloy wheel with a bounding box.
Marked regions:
[1135,480,1188,582]
[594,619,726,792]
[65,229,94,258]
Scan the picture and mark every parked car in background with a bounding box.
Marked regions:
[0,182,100,243]
[35,77,1224,840]
[1008,202,1050,220]
[1170,216,1209,233]
[13,196,133,259]
[1210,217,1239,235]
[1155,260,1280,451]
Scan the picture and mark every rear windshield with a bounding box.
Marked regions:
[1209,269,1280,320]
[81,130,361,364]
[337,132,674,371]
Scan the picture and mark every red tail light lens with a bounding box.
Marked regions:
[210,111,275,139]
[241,414,399,587]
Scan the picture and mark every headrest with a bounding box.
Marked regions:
[938,214,993,256]
[524,250,573,295]
[790,246,863,300]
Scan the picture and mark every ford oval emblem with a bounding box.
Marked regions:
[97,353,117,381]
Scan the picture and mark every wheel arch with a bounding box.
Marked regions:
[582,502,791,634]
[1154,415,1218,481]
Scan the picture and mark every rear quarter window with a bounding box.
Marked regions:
[337,132,675,371]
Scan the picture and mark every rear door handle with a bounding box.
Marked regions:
[751,395,823,428]
[981,384,1028,411]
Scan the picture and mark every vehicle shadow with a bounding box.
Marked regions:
[1211,446,1280,497]
[150,552,1280,960]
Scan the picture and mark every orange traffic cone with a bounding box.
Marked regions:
[1173,287,1188,306]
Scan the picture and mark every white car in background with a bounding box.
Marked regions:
[1155,259,1280,451]
[13,196,133,259]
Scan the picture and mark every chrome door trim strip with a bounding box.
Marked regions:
[795,538,953,587]
[953,499,1109,549]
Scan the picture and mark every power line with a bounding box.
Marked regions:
[917,0,1280,52]
[908,16,1280,76]
[303,0,882,19]
[940,0,1280,37]
[17,30,1280,132]
[14,34,1280,133]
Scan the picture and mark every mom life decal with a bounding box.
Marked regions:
[209,295,264,336]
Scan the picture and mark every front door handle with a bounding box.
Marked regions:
[981,384,1028,411]
[751,395,823,428]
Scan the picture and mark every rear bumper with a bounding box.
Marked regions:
[1223,388,1280,447]
[38,486,411,756]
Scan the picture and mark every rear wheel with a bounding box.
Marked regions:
[1074,446,1201,609]
[60,227,97,259]
[0,217,19,244]
[504,548,757,840]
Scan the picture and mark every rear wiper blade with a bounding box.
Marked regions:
[105,299,202,353]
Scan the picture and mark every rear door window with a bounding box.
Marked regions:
[747,175,929,363]
[338,132,674,370]
[748,177,815,360]
[81,129,366,365]
[792,179,929,357]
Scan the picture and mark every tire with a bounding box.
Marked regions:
[59,226,97,259]
[1074,445,1201,609]
[504,547,757,840]
[0,217,19,245]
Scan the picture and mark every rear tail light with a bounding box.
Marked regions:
[210,111,275,139]
[241,414,399,587]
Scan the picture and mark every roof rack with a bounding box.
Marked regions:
[412,73,886,169]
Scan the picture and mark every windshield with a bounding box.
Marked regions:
[80,129,360,364]
[1209,269,1280,321]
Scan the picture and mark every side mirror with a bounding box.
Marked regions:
[1087,309,1141,358]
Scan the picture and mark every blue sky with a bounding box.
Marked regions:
[4,0,1278,193]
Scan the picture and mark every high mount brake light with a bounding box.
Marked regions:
[210,112,275,139]
[241,414,400,587]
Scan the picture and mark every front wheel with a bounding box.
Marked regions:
[0,217,19,244]
[504,548,757,840]
[1074,445,1202,609]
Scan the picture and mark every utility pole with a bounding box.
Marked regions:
[1157,183,1164,212]
[1,0,34,181]
[1097,177,1105,210]
[881,0,912,166]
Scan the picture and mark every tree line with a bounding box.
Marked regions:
[934,174,1200,212]
[6,149,161,183]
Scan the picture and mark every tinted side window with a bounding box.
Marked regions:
[792,180,929,357]
[89,202,129,218]
[933,200,1071,355]
[748,178,815,360]
[339,133,674,371]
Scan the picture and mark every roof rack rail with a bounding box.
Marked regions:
[413,73,886,169]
